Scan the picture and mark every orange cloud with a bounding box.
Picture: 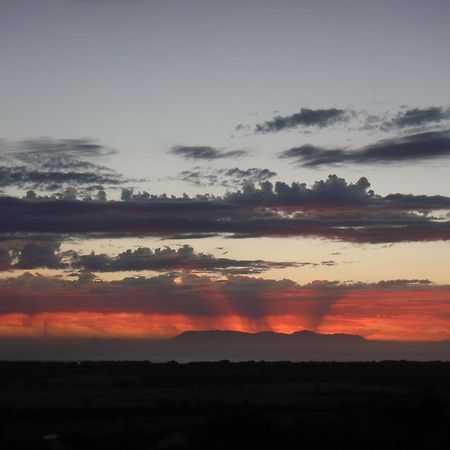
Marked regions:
[0,274,448,341]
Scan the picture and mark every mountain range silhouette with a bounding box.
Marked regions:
[173,329,367,344]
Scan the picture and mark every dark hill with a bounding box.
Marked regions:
[173,329,367,345]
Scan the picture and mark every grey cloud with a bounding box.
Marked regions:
[382,107,450,130]
[255,108,349,133]
[15,242,63,270]
[177,170,218,187]
[177,167,277,188]
[224,174,374,206]
[249,105,449,135]
[383,193,450,210]
[0,197,448,245]
[0,175,449,244]
[0,273,440,322]
[0,166,124,191]
[224,168,276,181]
[280,130,450,166]
[12,137,116,158]
[6,138,117,172]
[0,248,12,270]
[0,237,66,271]
[70,244,299,274]
[170,145,248,160]
[374,279,432,288]
[0,138,127,192]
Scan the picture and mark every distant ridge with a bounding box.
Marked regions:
[172,329,367,344]
[165,330,450,362]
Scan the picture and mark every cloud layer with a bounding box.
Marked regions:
[0,273,447,340]
[0,175,448,243]
[280,130,450,166]
[0,138,127,192]
[170,145,248,160]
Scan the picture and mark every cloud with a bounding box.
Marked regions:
[15,242,63,270]
[177,167,277,188]
[0,238,66,270]
[4,138,117,169]
[0,248,12,270]
[0,273,447,339]
[0,241,330,274]
[0,176,448,244]
[381,107,450,130]
[70,244,300,274]
[224,168,277,182]
[255,108,349,133]
[0,197,447,244]
[170,145,248,160]
[0,166,124,191]
[244,105,450,135]
[383,193,450,210]
[224,174,374,206]
[280,130,450,166]
[0,138,127,192]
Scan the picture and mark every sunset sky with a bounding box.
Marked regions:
[0,0,449,344]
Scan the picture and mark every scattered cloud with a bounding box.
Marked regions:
[242,105,450,135]
[0,166,124,191]
[70,244,300,274]
[0,138,129,192]
[177,167,277,188]
[381,107,450,130]
[280,130,450,166]
[170,145,248,160]
[254,108,350,133]
[10,137,116,159]
[0,240,333,274]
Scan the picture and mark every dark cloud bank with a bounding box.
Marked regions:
[0,175,449,244]
[0,272,438,320]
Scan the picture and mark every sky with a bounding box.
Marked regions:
[0,0,449,345]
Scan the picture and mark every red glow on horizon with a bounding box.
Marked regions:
[0,275,449,342]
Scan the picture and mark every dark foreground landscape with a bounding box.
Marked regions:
[1,360,450,450]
